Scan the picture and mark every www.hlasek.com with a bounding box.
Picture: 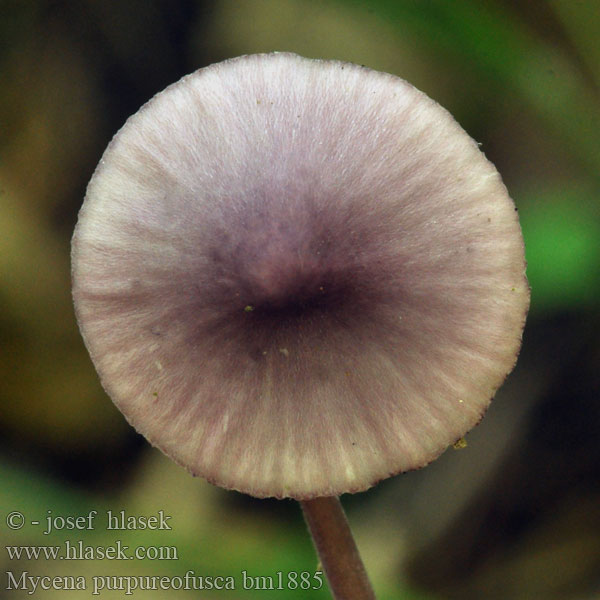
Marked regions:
[6,570,324,595]
[6,540,178,561]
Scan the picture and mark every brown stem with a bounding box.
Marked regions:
[300,496,376,600]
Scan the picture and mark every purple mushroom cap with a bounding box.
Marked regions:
[72,53,529,499]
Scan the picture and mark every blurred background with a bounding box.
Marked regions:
[1,0,599,598]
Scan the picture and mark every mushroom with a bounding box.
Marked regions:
[72,53,529,599]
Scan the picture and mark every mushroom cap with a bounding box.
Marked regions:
[72,53,529,499]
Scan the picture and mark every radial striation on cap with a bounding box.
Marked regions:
[72,53,529,499]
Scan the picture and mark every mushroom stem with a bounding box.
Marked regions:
[301,496,376,600]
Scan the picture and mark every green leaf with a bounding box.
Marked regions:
[518,189,600,312]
